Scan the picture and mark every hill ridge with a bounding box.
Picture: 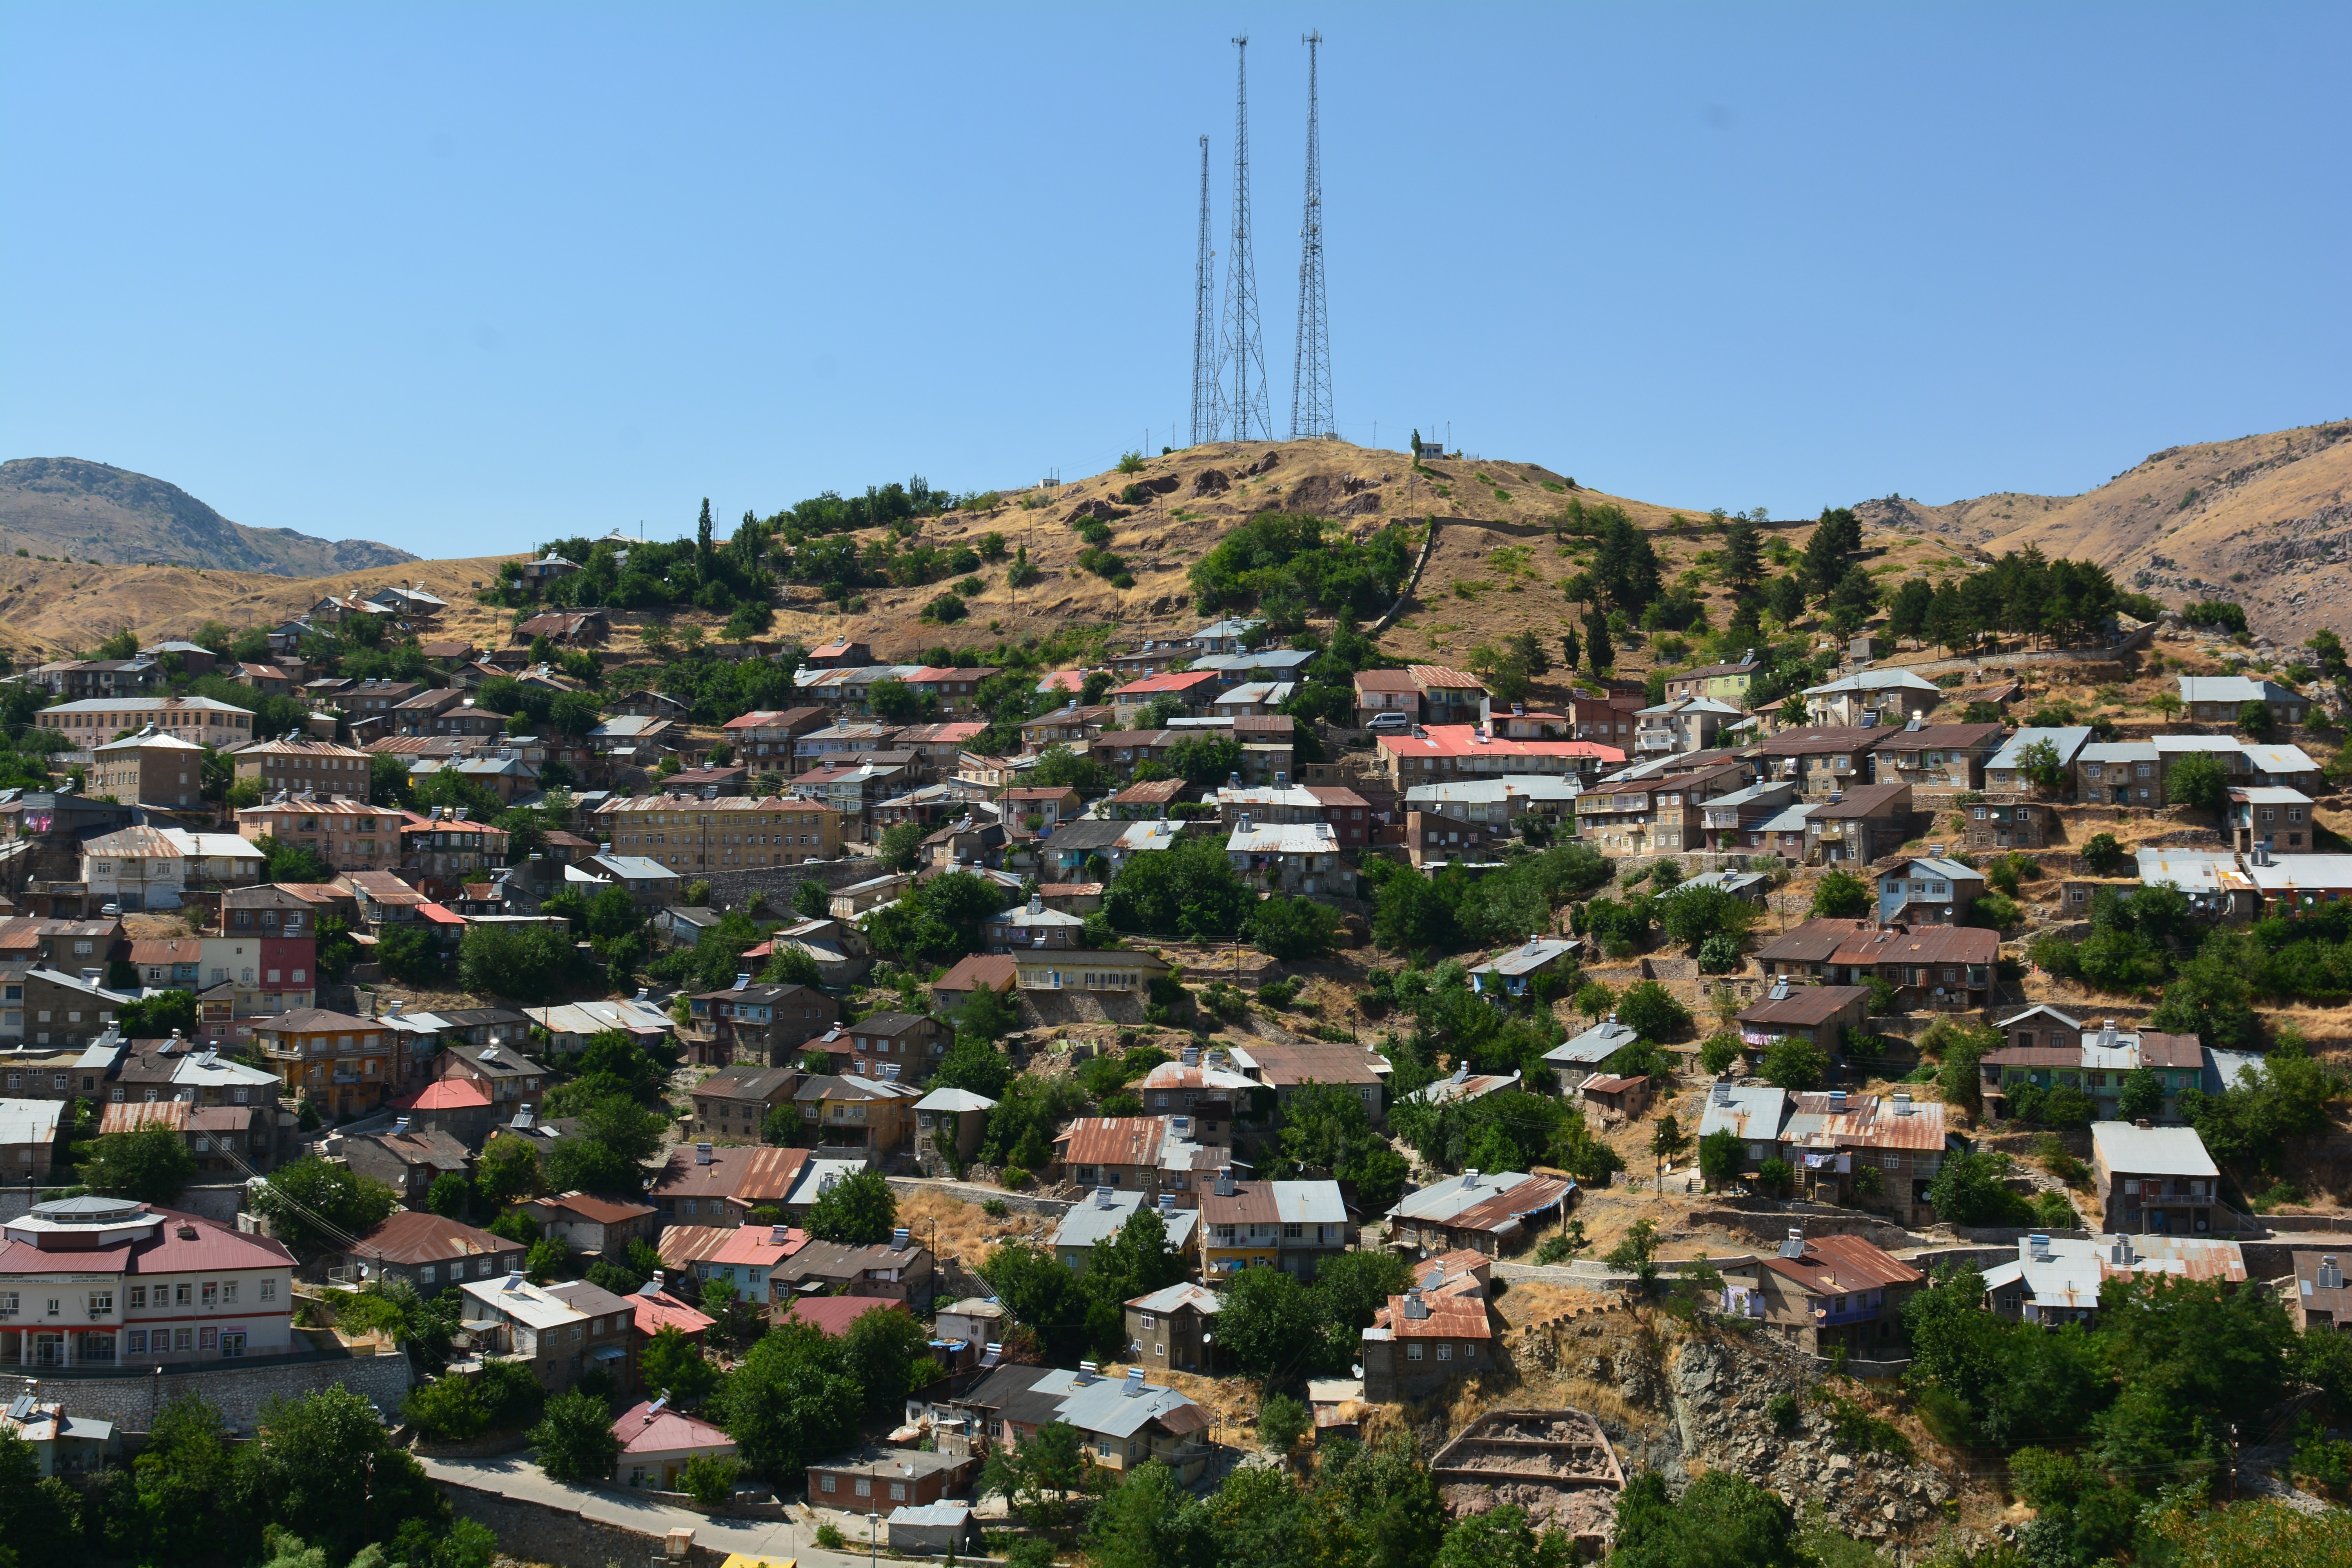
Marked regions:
[0,456,417,576]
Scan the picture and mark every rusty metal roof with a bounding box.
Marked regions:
[1759,1233,1922,1296]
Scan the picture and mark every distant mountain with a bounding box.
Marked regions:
[0,457,417,576]
[1851,420,2352,649]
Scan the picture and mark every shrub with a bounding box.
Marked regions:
[982,1198,1009,1218]
[1614,980,1691,1041]
[1810,869,1872,919]
[679,1452,742,1504]
[816,1524,846,1550]
[2078,833,2129,876]
[1757,1158,1794,1196]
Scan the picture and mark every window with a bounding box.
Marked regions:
[420,1265,437,1284]
[198,1327,218,1350]
[174,1328,192,1350]
[854,1477,871,1498]
[889,1483,907,1502]
[261,1279,276,1302]
[201,1283,217,1308]
[1406,1342,1424,1361]
[127,1330,147,1354]
[88,1290,112,1316]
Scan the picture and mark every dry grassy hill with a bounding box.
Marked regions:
[1853,419,2352,650]
[0,553,519,662]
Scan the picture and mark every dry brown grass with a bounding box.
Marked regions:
[1860,418,2352,650]
[897,1188,1041,1273]
[0,552,521,662]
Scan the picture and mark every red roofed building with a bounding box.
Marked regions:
[612,1399,737,1490]
[1376,724,1623,789]
[0,1195,297,1368]
[388,1074,495,1144]
[1722,1230,1924,1357]
[1361,1276,1498,1401]
[775,1295,909,1336]
[628,1280,715,1345]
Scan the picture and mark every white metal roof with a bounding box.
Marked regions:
[2134,848,2252,896]
[1804,669,1940,695]
[1225,821,1338,855]
[2245,854,2352,892]
[2090,1120,2218,1177]
[1989,727,2095,769]
[1696,1083,1788,1142]
[1546,1017,1638,1066]
[1387,1169,1548,1223]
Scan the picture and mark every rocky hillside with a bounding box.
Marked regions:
[0,457,416,575]
[1853,419,2352,651]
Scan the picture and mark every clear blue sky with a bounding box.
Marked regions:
[5,4,2348,557]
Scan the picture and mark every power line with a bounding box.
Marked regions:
[1289,29,1334,442]
[1224,35,1272,443]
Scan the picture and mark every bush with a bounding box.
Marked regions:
[1967,891,2022,931]
[816,1524,846,1550]
[1696,933,1742,974]
[679,1452,742,1504]
[1758,1036,1828,1091]
[1810,869,1872,918]
[982,1198,1009,1218]
[2078,833,2129,876]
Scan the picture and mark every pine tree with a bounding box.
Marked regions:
[1799,506,1858,601]
[1583,608,1613,675]
[697,498,713,555]
[1560,627,1581,674]
[1721,516,1764,597]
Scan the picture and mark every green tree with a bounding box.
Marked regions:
[641,1324,722,1406]
[254,833,332,884]
[1698,1128,1743,1189]
[125,1390,231,1565]
[792,878,829,918]
[1609,1469,1795,1568]
[475,1136,541,1204]
[1252,894,1341,960]
[982,1418,1098,1534]
[2168,749,2232,813]
[530,1389,621,1483]
[2117,1066,2166,1122]
[716,1319,864,1479]
[81,1122,196,1203]
[803,1168,898,1244]
[1218,1264,1325,1386]
[1582,606,1613,673]
[1810,869,1872,918]
[425,1172,472,1218]
[1614,980,1691,1041]
[1604,1218,1661,1292]
[1087,1460,1212,1568]
[1758,1036,1828,1092]
[234,1386,448,1563]
[1926,1148,2033,1225]
[254,1156,397,1254]
[976,1240,1095,1363]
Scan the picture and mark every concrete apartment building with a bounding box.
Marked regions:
[88,729,208,808]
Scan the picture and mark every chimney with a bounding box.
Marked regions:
[695,1142,713,1165]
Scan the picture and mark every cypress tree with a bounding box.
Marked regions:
[697,498,713,555]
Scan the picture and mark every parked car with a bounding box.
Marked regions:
[1367,711,1412,733]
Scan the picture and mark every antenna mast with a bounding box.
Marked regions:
[1290,29,1334,441]
[1224,35,1271,442]
[1190,134,1222,447]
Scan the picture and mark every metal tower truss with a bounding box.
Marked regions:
[1223,34,1272,443]
[1290,29,1334,441]
[1191,134,1222,447]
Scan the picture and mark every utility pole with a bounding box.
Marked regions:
[1225,36,1271,442]
[1290,29,1334,441]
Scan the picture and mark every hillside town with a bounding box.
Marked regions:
[3,513,2350,1568]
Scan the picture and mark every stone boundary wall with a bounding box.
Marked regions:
[0,1347,413,1431]
[699,855,886,915]
[0,1184,247,1226]
[435,1478,728,1568]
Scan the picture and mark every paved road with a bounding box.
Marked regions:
[421,1453,880,1566]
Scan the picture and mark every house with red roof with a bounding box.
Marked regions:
[338,1209,523,1295]
[775,1295,909,1337]
[612,1398,737,1490]
[626,1276,715,1347]
[1375,724,1623,789]
[388,1074,496,1145]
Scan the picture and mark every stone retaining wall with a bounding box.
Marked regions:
[435,1477,727,1568]
[0,1347,414,1432]
[701,856,887,915]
